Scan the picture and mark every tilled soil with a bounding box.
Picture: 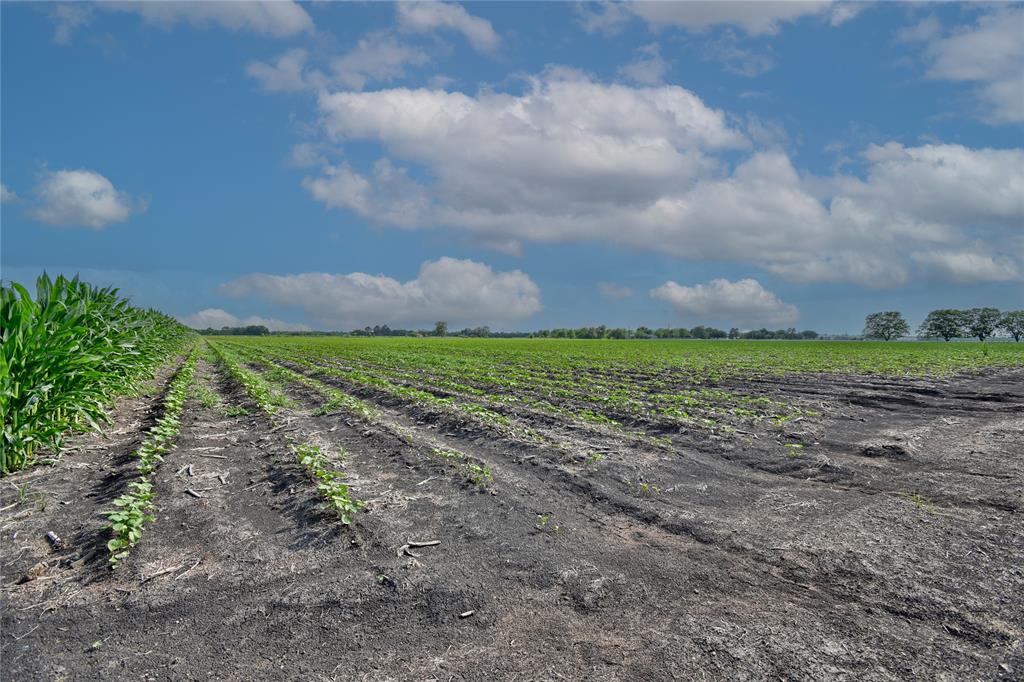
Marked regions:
[2,359,1021,681]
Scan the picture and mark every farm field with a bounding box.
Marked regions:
[3,336,1023,680]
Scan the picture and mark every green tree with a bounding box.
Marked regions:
[917,309,967,342]
[965,307,1001,342]
[1000,310,1024,342]
[434,321,447,337]
[863,311,909,341]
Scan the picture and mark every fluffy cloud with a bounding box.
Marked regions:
[908,7,1024,124]
[104,1,313,38]
[598,282,634,300]
[397,2,500,53]
[30,169,143,229]
[218,258,541,329]
[580,1,856,37]
[330,33,430,90]
[911,251,1021,285]
[0,184,16,203]
[246,48,323,93]
[179,308,310,332]
[247,36,429,93]
[618,43,670,85]
[51,1,313,42]
[650,278,799,327]
[302,67,1023,288]
[310,68,747,230]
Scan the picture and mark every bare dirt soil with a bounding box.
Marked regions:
[2,360,1021,681]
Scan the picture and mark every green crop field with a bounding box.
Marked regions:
[208,335,1024,444]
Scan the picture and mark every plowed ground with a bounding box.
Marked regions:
[2,357,1022,681]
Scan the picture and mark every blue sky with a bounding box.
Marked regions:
[2,1,1021,333]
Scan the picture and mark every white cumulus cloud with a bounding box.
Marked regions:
[179,308,311,332]
[650,278,799,327]
[302,65,1023,289]
[397,2,501,53]
[911,251,1021,285]
[218,257,542,329]
[911,7,1024,124]
[1,184,16,203]
[330,33,430,90]
[247,48,325,93]
[247,35,430,93]
[104,1,313,38]
[30,169,143,229]
[580,1,856,37]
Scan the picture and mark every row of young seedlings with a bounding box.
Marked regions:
[249,343,678,453]
[227,341,545,448]
[207,341,365,524]
[103,347,199,568]
[221,344,494,488]
[289,342,811,439]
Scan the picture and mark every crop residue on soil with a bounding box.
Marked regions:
[2,355,1022,681]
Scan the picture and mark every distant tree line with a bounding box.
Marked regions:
[529,325,819,340]
[194,309,1024,342]
[865,309,1023,342]
[196,325,271,336]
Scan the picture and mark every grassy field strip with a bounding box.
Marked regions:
[208,340,368,520]
[103,346,198,568]
[219,343,495,488]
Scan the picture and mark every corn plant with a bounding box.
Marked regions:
[1,274,191,474]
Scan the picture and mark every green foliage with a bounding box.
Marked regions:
[208,342,292,413]
[965,307,1002,342]
[213,342,365,525]
[292,443,363,524]
[104,480,156,568]
[1,274,192,474]
[917,309,968,342]
[434,321,448,337]
[195,385,220,408]
[1002,311,1024,342]
[863,311,910,341]
[102,349,198,567]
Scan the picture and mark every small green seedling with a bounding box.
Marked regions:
[535,514,563,533]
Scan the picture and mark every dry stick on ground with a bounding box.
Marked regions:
[184,489,204,499]
[174,557,202,581]
[407,540,441,548]
[140,563,186,584]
